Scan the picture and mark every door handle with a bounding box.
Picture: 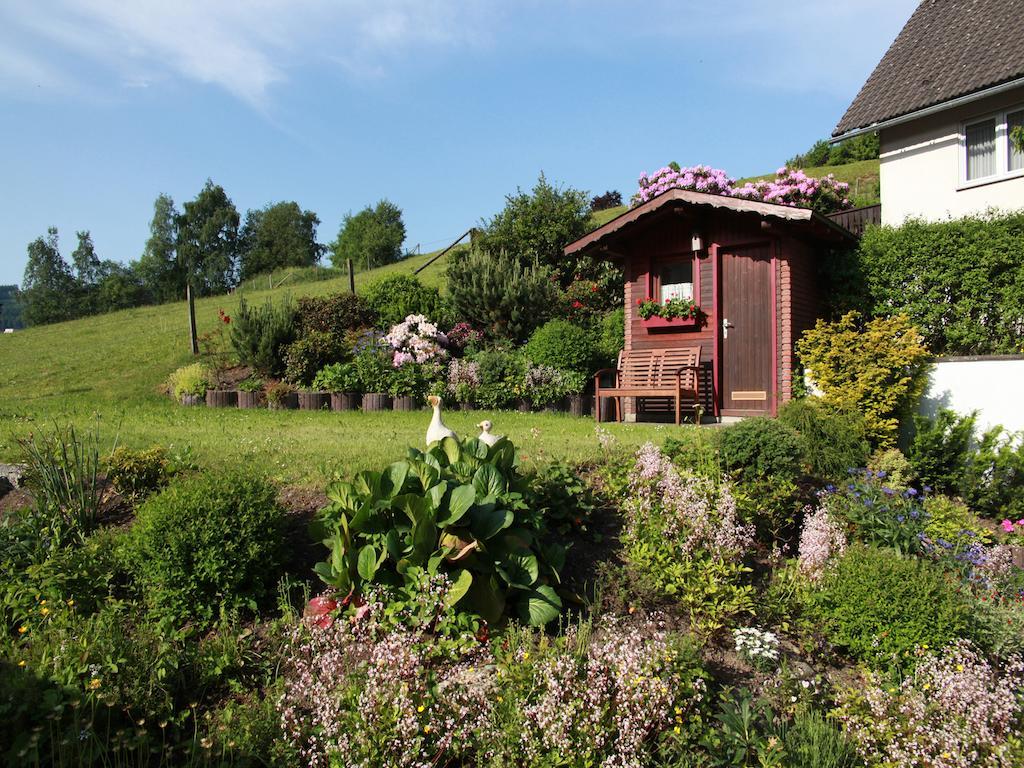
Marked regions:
[722,317,734,339]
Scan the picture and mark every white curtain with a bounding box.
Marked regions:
[966,119,996,180]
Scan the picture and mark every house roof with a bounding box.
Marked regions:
[833,0,1024,137]
[563,189,855,256]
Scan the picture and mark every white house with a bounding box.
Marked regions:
[832,0,1024,225]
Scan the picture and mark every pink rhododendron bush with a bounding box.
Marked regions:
[632,163,852,213]
[383,313,448,367]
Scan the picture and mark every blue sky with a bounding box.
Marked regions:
[0,0,918,287]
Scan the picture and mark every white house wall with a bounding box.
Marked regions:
[919,357,1024,436]
[880,87,1024,225]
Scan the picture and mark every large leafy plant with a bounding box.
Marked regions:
[312,436,564,626]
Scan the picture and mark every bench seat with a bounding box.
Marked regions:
[594,347,701,425]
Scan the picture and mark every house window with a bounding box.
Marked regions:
[960,106,1024,185]
[965,118,996,180]
[656,259,694,302]
[1009,110,1024,172]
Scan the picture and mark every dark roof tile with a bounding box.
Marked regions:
[833,0,1024,136]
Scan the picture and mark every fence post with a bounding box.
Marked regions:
[187,283,199,355]
[347,259,355,294]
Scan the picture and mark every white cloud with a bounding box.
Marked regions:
[0,0,496,106]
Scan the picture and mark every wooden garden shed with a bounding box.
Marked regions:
[564,189,856,422]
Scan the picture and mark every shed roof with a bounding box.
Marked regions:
[833,0,1024,137]
[563,189,855,256]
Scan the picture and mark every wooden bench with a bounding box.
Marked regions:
[594,347,702,425]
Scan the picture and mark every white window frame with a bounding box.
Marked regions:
[958,104,1024,189]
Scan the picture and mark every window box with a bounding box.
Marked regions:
[642,315,700,332]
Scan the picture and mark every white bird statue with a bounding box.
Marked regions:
[476,420,502,446]
[426,395,458,445]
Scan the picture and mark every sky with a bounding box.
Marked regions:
[0,0,919,287]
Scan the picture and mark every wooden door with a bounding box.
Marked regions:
[719,244,772,414]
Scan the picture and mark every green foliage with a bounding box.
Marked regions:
[959,425,1024,519]
[353,344,394,393]
[238,201,324,280]
[524,319,599,375]
[477,172,592,279]
[788,133,879,168]
[909,409,976,495]
[166,362,209,401]
[123,470,286,627]
[783,708,861,768]
[471,348,526,408]
[296,292,375,336]
[283,331,346,386]
[104,445,173,500]
[135,192,183,303]
[866,448,915,491]
[312,362,361,393]
[797,312,931,446]
[446,249,558,342]
[330,198,406,270]
[20,227,76,326]
[312,435,564,626]
[852,211,1024,355]
[17,423,103,549]
[229,296,298,377]
[701,688,785,767]
[811,544,972,671]
[923,494,990,546]
[718,417,805,482]
[530,460,598,537]
[0,283,23,328]
[176,179,240,296]
[597,307,625,364]
[826,472,928,556]
[778,399,870,481]
[363,274,443,330]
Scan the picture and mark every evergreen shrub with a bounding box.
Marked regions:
[524,319,598,375]
[796,312,930,447]
[717,417,805,481]
[811,544,972,671]
[363,275,443,330]
[123,471,286,627]
[283,331,346,387]
[778,399,870,481]
[296,293,375,336]
[230,297,297,377]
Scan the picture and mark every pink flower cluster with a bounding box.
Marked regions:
[633,164,735,205]
[838,640,1024,768]
[632,164,852,214]
[628,442,754,558]
[278,581,490,768]
[446,358,480,396]
[384,314,448,368]
[797,504,848,581]
[520,615,705,768]
[733,167,851,213]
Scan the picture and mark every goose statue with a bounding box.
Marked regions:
[476,420,502,446]
[426,395,458,445]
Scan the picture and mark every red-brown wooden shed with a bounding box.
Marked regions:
[563,189,856,421]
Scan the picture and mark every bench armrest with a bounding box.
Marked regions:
[594,368,620,377]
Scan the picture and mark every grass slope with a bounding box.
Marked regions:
[738,158,881,207]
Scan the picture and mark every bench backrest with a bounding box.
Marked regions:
[617,346,701,389]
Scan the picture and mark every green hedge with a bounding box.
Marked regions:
[850,211,1024,355]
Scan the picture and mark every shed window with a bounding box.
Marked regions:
[658,260,694,302]
[1009,110,1024,172]
[966,118,996,180]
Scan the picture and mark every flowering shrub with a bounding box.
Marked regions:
[279,575,494,768]
[1000,517,1024,543]
[384,314,448,367]
[633,164,735,205]
[446,358,481,404]
[631,163,853,214]
[733,627,780,671]
[836,640,1024,767]
[797,504,847,581]
[512,616,708,767]
[524,364,569,408]
[621,443,755,633]
[637,295,700,321]
[824,470,928,556]
[733,168,851,214]
[445,322,483,355]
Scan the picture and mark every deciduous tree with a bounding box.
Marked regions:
[239,201,323,279]
[176,180,240,295]
[330,199,405,270]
